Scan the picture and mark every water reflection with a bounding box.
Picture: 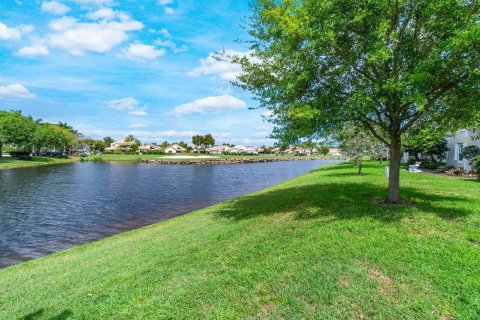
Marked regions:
[0,160,338,267]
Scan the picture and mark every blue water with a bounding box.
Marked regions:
[0,160,338,267]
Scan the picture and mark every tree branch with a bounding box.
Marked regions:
[360,119,391,147]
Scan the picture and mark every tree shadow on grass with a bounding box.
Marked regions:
[213,180,475,224]
[22,309,72,320]
[462,178,480,183]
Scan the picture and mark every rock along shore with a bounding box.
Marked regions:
[142,157,338,165]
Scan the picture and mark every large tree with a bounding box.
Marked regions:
[0,110,37,158]
[234,0,480,203]
[103,136,114,147]
[33,123,76,153]
[192,134,216,152]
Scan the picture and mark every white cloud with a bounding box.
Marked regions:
[213,132,232,139]
[188,49,247,81]
[129,109,148,116]
[262,110,273,117]
[49,17,78,32]
[73,0,114,6]
[169,95,246,116]
[154,39,187,53]
[257,125,269,131]
[87,7,116,20]
[121,42,165,61]
[106,97,148,116]
[16,45,49,57]
[129,123,149,129]
[106,96,138,110]
[158,28,170,37]
[49,14,143,55]
[152,28,188,53]
[157,0,175,14]
[0,84,35,99]
[0,23,34,41]
[131,130,200,141]
[255,131,269,137]
[41,1,71,15]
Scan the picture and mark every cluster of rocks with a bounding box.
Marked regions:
[142,157,328,165]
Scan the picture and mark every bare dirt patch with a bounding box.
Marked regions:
[338,275,350,288]
[369,268,395,295]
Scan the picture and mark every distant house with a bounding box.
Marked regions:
[229,145,247,154]
[105,140,137,152]
[137,144,162,153]
[207,145,232,155]
[328,147,342,156]
[229,145,259,154]
[446,129,479,172]
[271,147,294,155]
[192,146,205,153]
[271,147,281,154]
[165,144,187,154]
[295,148,309,156]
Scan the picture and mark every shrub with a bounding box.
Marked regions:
[447,167,465,176]
[406,156,418,165]
[10,151,32,160]
[419,159,440,170]
[472,156,480,177]
[437,165,447,172]
[460,146,480,161]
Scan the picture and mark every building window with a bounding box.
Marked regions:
[455,143,464,162]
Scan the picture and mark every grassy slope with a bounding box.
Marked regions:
[0,162,479,319]
[0,157,76,170]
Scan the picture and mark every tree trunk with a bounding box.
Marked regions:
[0,143,2,159]
[358,158,362,175]
[388,135,402,203]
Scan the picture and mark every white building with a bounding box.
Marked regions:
[137,144,162,153]
[328,147,342,156]
[207,145,232,155]
[229,145,259,154]
[105,140,137,152]
[165,144,187,154]
[192,146,205,153]
[446,129,479,172]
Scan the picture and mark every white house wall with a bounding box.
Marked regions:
[446,130,480,171]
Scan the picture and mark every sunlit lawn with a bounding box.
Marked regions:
[0,157,76,169]
[0,161,479,319]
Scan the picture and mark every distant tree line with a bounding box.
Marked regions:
[0,110,79,158]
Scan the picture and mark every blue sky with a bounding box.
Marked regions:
[0,0,274,145]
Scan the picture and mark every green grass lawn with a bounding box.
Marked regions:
[0,162,479,319]
[0,157,76,169]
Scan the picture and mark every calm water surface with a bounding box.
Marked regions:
[0,160,338,267]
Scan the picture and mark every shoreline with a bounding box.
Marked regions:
[142,157,340,165]
[0,159,338,268]
[0,157,79,170]
[0,155,343,170]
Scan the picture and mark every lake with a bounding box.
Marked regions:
[0,160,338,268]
